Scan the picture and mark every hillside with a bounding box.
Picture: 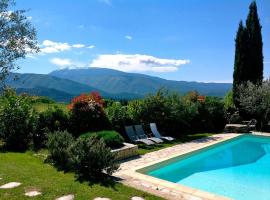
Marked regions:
[5,73,104,95]
[5,73,141,102]
[50,68,232,97]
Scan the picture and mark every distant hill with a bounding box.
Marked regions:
[5,73,104,95]
[50,68,232,97]
[4,69,232,102]
[4,73,141,102]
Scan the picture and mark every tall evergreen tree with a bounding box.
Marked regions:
[233,1,264,107]
[245,1,263,84]
[233,21,249,106]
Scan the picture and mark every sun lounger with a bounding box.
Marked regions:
[150,123,175,141]
[248,119,257,130]
[124,126,155,145]
[134,125,163,143]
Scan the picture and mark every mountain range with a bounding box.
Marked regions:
[5,68,232,102]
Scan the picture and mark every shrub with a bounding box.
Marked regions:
[47,131,74,170]
[106,102,132,133]
[69,92,111,136]
[34,106,70,149]
[124,89,226,137]
[200,97,226,132]
[81,130,124,148]
[0,89,36,151]
[128,89,171,125]
[70,135,119,181]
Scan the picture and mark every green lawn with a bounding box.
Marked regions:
[0,152,163,200]
[32,102,68,113]
[138,133,215,155]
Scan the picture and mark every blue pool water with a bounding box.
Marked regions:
[144,135,270,200]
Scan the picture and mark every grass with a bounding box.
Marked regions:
[32,102,68,113]
[0,152,163,200]
[137,133,215,155]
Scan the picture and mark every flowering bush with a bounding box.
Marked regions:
[69,92,111,136]
[68,92,104,110]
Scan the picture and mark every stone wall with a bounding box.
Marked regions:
[111,143,138,160]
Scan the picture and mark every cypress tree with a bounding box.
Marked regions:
[245,1,263,84]
[233,1,264,107]
[233,21,249,106]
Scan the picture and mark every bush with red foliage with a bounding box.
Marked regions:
[69,92,111,136]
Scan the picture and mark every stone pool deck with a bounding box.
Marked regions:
[113,133,268,200]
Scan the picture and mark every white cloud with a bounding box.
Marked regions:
[40,40,90,54]
[27,16,33,20]
[87,45,95,49]
[50,58,72,67]
[72,44,85,48]
[89,54,190,73]
[125,35,132,40]
[50,57,86,69]
[41,40,71,53]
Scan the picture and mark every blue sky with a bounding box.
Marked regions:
[15,0,270,83]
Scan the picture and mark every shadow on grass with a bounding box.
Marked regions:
[43,158,119,190]
[75,173,118,190]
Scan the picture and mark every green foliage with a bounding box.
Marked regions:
[224,90,235,110]
[238,81,270,129]
[106,102,132,133]
[0,0,39,81]
[0,89,36,151]
[34,106,70,149]
[108,89,226,137]
[128,90,171,128]
[233,1,263,107]
[81,130,124,148]
[70,135,119,181]
[201,97,226,131]
[47,130,74,170]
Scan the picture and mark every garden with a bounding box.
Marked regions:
[0,88,227,199]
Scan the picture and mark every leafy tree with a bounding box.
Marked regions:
[34,106,70,149]
[106,102,132,134]
[0,0,39,82]
[0,89,36,151]
[238,81,270,130]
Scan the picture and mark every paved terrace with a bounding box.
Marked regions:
[113,133,246,200]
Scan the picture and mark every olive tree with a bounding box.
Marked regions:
[238,81,270,129]
[0,0,39,82]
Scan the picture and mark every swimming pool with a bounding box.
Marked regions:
[140,135,270,200]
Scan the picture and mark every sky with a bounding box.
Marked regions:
[14,0,270,83]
